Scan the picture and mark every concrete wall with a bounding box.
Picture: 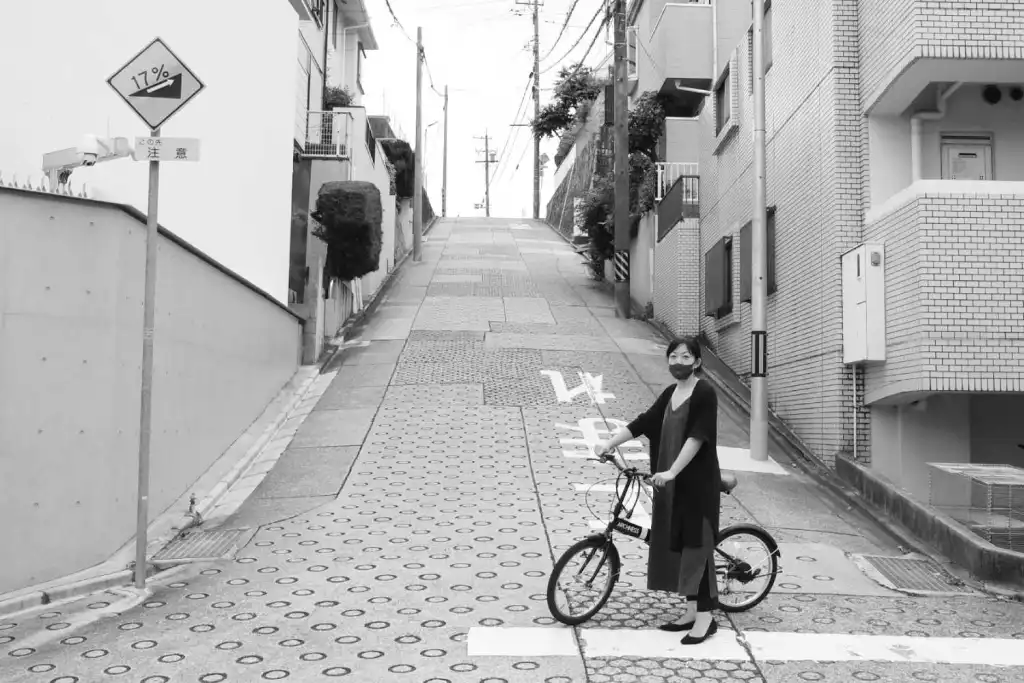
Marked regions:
[863,181,1024,404]
[629,213,656,310]
[870,393,1024,502]
[0,189,301,593]
[0,0,297,302]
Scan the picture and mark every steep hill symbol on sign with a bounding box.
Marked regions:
[131,73,183,99]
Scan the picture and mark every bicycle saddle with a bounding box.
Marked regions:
[720,472,738,493]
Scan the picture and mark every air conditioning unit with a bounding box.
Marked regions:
[841,243,886,364]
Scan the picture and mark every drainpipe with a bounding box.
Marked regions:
[321,0,330,106]
[909,82,963,182]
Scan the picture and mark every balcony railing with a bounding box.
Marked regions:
[657,173,700,239]
[302,111,352,159]
[656,162,698,200]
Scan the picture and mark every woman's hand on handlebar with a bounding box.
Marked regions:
[593,441,613,459]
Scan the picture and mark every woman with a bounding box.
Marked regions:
[594,335,721,644]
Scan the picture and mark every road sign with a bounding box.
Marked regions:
[133,136,200,162]
[107,38,204,130]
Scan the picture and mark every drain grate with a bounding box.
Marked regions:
[152,528,250,562]
[857,555,972,594]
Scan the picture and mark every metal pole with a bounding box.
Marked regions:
[532,0,541,220]
[413,27,424,261]
[750,0,769,461]
[484,131,491,217]
[442,85,449,217]
[134,126,161,589]
[613,0,630,319]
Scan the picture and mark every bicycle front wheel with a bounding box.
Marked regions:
[546,536,620,626]
[715,524,779,613]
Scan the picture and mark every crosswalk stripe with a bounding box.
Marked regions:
[467,627,1024,666]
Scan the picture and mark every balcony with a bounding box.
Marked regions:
[649,0,713,114]
[657,168,700,239]
[862,180,1024,405]
[861,0,1024,114]
[301,111,352,159]
[656,162,698,201]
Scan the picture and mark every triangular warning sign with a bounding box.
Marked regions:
[131,73,183,99]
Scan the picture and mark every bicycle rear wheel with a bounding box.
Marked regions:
[546,536,620,626]
[715,524,779,613]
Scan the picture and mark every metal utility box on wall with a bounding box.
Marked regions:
[842,243,886,364]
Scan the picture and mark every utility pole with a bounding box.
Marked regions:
[612,0,630,318]
[474,131,497,217]
[413,27,424,261]
[532,0,541,219]
[750,0,769,461]
[442,85,449,217]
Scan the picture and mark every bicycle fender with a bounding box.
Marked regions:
[719,523,782,556]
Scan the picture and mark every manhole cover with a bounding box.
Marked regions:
[856,555,972,595]
[152,528,250,562]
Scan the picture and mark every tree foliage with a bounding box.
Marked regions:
[574,91,667,270]
[532,65,602,139]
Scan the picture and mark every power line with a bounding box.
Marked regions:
[540,2,609,75]
[491,75,533,183]
[539,0,584,61]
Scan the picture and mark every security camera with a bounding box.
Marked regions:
[78,134,102,166]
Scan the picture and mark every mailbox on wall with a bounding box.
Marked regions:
[842,243,886,364]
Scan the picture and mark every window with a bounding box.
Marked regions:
[740,207,777,303]
[715,67,731,134]
[747,0,773,92]
[357,44,364,93]
[626,26,638,79]
[704,236,734,319]
[332,1,339,50]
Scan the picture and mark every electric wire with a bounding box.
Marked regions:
[491,76,534,183]
[538,0,584,62]
[540,2,609,74]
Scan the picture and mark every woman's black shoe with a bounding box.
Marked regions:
[680,618,718,645]
[657,619,695,632]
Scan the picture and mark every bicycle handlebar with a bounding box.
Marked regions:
[587,453,651,483]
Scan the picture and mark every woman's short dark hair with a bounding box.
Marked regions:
[666,336,703,364]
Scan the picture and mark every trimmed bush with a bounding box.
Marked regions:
[311,180,383,282]
[379,138,415,198]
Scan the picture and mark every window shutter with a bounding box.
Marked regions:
[740,222,752,303]
[704,243,722,317]
[605,85,614,125]
[767,208,777,294]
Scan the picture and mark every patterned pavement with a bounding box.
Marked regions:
[3,218,1024,683]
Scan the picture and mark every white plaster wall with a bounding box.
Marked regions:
[0,191,300,594]
[868,115,913,208]
[869,394,972,502]
[0,0,298,302]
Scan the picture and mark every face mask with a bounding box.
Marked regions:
[669,363,695,380]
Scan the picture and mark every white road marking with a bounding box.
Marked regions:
[718,446,789,475]
[467,627,1024,666]
[542,370,615,404]
[467,626,577,657]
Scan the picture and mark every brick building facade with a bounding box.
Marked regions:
[640,0,1024,496]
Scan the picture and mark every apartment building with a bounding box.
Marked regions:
[547,0,1024,527]
[287,0,405,363]
[643,0,1024,510]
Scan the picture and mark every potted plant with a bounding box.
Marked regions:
[321,86,353,149]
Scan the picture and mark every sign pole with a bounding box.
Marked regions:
[134,126,161,589]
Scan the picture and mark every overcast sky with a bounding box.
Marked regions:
[361,0,613,219]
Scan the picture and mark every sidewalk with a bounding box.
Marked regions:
[2,218,1023,683]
